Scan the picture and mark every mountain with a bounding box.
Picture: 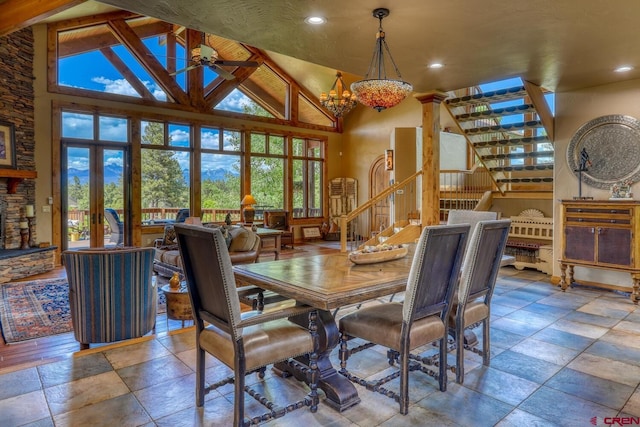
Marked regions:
[67,165,237,185]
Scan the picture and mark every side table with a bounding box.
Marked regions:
[160,283,193,328]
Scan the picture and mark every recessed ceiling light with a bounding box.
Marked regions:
[305,16,326,25]
[428,62,444,69]
[614,65,634,72]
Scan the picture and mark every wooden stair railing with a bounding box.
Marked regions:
[339,170,422,252]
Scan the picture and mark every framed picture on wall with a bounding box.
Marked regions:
[0,121,16,168]
[385,149,393,170]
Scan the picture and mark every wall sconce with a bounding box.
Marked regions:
[385,149,394,171]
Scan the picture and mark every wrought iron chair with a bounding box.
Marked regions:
[173,224,319,426]
[338,224,469,415]
[62,247,157,349]
[451,219,510,384]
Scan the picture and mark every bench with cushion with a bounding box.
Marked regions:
[153,223,260,278]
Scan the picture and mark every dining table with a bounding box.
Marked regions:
[233,246,416,411]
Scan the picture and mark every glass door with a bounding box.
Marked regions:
[63,144,128,249]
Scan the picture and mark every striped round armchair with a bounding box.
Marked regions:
[62,247,157,349]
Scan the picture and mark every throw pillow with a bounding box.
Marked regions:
[228,227,258,252]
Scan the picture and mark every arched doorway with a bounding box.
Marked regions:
[369,155,392,236]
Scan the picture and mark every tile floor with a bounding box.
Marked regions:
[1,267,640,427]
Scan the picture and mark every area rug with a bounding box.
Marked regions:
[0,278,166,344]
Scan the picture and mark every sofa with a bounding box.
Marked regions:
[153,223,261,278]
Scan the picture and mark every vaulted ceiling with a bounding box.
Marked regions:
[4,0,640,99]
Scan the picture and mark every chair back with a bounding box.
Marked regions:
[62,247,156,345]
[175,208,190,223]
[104,208,124,245]
[403,224,469,323]
[458,219,511,308]
[173,223,242,337]
[447,210,498,239]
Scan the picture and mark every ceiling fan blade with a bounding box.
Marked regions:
[214,60,259,67]
[170,64,199,76]
[209,64,235,80]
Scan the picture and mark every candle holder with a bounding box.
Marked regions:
[19,220,29,250]
[27,216,35,247]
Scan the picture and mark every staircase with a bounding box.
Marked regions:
[444,80,555,195]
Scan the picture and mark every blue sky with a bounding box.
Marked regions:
[60,35,251,175]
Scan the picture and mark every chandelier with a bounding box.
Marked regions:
[350,8,413,112]
[319,72,358,117]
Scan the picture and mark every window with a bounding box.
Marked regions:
[292,138,324,218]
[250,133,286,211]
[140,121,191,223]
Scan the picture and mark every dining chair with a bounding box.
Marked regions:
[338,224,470,415]
[173,223,319,427]
[451,219,510,384]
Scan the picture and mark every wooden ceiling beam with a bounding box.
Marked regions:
[107,18,190,106]
[204,53,264,110]
[58,21,172,58]
[0,0,86,37]
[99,47,155,100]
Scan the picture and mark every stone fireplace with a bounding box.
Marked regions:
[0,28,55,282]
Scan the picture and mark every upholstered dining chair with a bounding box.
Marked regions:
[173,223,319,427]
[451,219,511,384]
[62,247,157,350]
[338,224,470,415]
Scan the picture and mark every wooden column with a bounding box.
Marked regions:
[414,91,448,225]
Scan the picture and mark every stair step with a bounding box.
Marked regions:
[473,135,550,148]
[497,177,554,183]
[446,86,527,107]
[490,165,554,172]
[456,104,537,122]
[481,150,554,161]
[465,120,544,135]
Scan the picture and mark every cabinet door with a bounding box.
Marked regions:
[597,227,632,266]
[564,226,596,262]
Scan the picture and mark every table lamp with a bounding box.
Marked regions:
[241,194,257,223]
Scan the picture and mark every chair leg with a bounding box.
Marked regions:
[439,337,448,392]
[234,358,247,427]
[456,326,465,384]
[482,318,490,366]
[196,346,206,407]
[399,347,410,415]
[338,331,349,373]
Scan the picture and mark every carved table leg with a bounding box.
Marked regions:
[274,309,360,412]
[568,265,574,289]
[559,263,568,290]
[631,273,640,305]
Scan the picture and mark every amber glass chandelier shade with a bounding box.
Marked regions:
[352,8,413,112]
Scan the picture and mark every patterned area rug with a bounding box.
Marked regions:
[0,278,166,344]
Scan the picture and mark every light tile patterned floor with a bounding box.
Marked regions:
[1,268,639,426]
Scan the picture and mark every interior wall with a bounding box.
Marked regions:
[554,77,640,285]
[341,97,422,213]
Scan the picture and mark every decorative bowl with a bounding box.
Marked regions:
[348,245,409,265]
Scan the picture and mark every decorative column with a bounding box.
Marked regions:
[414,91,448,226]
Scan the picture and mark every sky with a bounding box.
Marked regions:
[59,35,251,176]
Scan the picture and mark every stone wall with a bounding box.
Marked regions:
[0,28,36,249]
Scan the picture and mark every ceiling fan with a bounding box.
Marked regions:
[170,44,259,80]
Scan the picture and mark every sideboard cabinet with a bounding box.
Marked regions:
[560,200,640,303]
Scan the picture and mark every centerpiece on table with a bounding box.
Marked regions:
[348,243,408,265]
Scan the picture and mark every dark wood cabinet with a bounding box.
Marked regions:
[560,200,640,303]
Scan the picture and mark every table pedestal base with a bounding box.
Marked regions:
[275,309,360,411]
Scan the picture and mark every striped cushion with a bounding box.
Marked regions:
[62,247,157,345]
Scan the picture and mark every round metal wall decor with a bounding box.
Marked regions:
[567,114,640,190]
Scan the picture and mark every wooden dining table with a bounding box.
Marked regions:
[233,247,416,411]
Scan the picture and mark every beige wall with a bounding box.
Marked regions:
[553,77,640,285]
